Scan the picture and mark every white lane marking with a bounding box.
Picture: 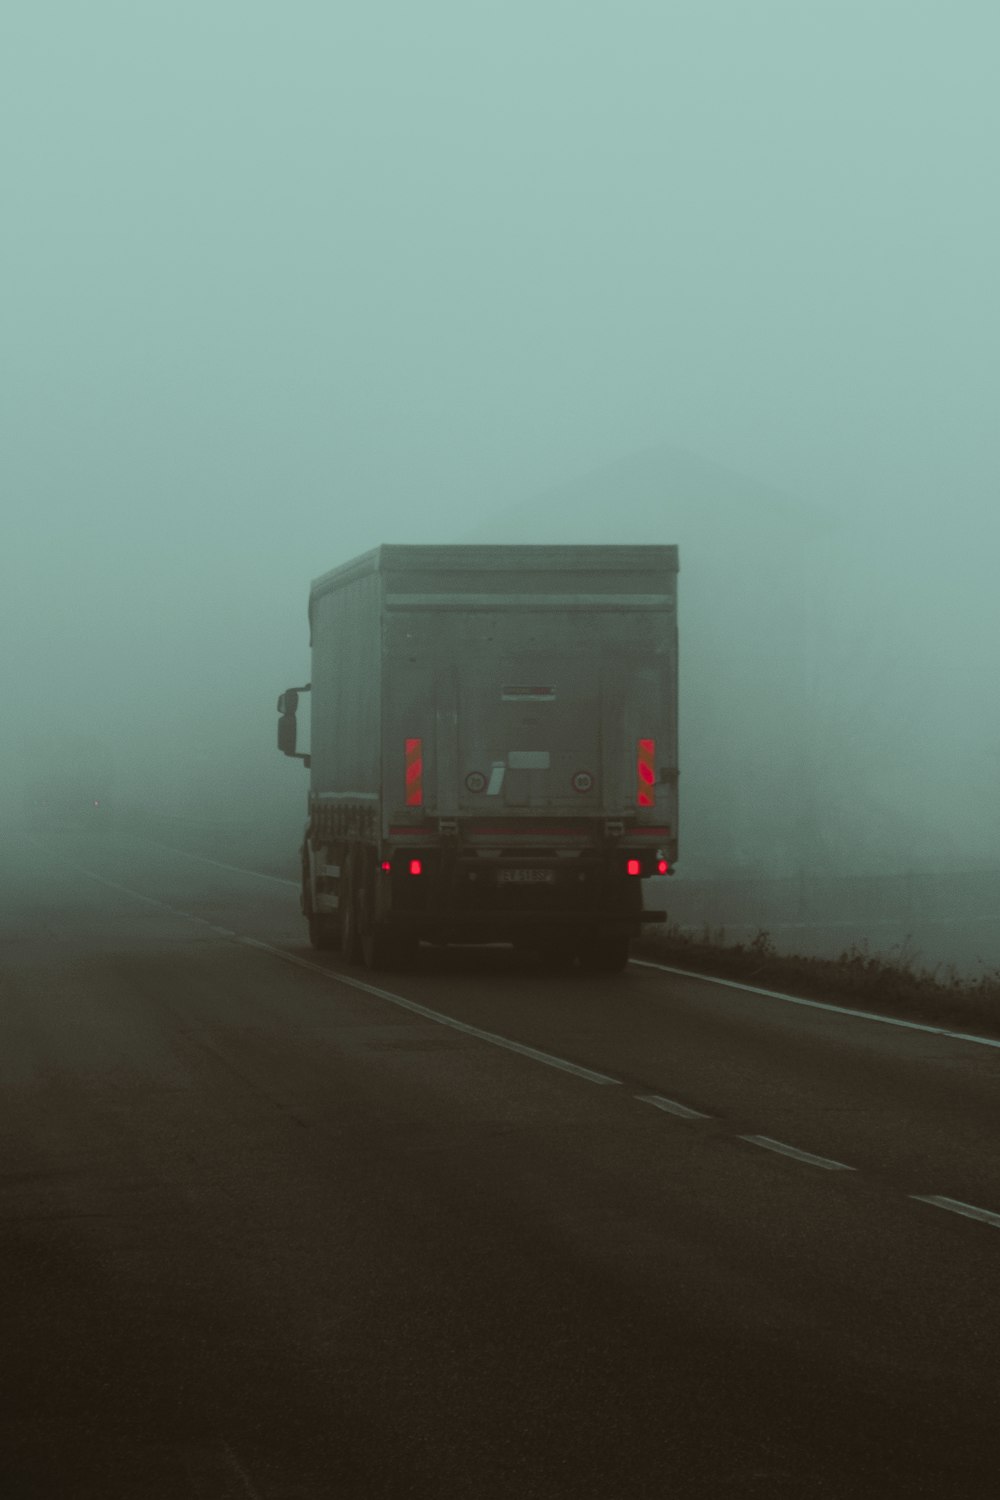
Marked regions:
[740,1135,854,1171]
[75,868,240,935]
[142,842,299,887]
[107,848,1000,1054]
[75,868,622,1088]
[631,958,1000,1051]
[635,1092,710,1120]
[238,937,622,1085]
[675,916,1000,932]
[911,1195,1000,1230]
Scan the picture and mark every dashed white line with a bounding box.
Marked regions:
[631,958,1000,1051]
[76,866,622,1088]
[73,868,242,937]
[635,1093,711,1120]
[911,1195,1000,1230]
[143,843,299,887]
[740,1135,854,1171]
[86,845,1000,1057]
[62,857,1000,1230]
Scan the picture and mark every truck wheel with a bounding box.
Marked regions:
[341,895,363,963]
[362,926,415,971]
[308,913,340,950]
[340,864,363,964]
[302,848,339,949]
[578,936,630,974]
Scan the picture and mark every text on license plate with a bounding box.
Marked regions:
[497,868,556,885]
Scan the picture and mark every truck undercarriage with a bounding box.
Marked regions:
[302,819,667,973]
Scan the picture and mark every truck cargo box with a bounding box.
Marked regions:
[308,544,677,838]
[280,544,678,971]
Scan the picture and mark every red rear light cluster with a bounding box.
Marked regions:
[625,856,672,876]
[409,859,422,876]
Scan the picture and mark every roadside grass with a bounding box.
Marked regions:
[636,924,1000,1040]
[70,812,1000,1037]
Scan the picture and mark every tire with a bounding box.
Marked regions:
[303,845,340,950]
[357,865,415,970]
[340,860,363,964]
[308,913,340,950]
[578,935,630,974]
[362,926,415,971]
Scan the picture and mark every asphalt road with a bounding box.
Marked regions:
[2,826,999,1498]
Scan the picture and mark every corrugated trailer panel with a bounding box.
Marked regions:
[371,547,678,851]
[308,545,678,845]
[380,608,677,832]
[308,558,381,799]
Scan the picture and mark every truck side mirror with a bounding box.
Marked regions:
[277,713,298,757]
[276,684,311,762]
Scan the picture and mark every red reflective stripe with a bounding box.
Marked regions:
[405,738,423,806]
[637,738,655,807]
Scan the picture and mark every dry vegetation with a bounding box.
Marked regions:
[79,814,1000,1037]
[637,923,1000,1038]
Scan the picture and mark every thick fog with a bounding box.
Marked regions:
[3,3,998,876]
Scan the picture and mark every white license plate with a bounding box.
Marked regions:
[497,868,555,885]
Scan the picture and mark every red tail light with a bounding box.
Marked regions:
[657,858,670,875]
[637,739,655,807]
[405,738,423,806]
[409,859,422,876]
[626,859,641,876]
[381,861,392,872]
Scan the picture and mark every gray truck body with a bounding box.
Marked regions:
[280,544,678,969]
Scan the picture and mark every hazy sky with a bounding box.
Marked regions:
[3,3,998,855]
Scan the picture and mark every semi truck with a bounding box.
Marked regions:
[277,544,678,972]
